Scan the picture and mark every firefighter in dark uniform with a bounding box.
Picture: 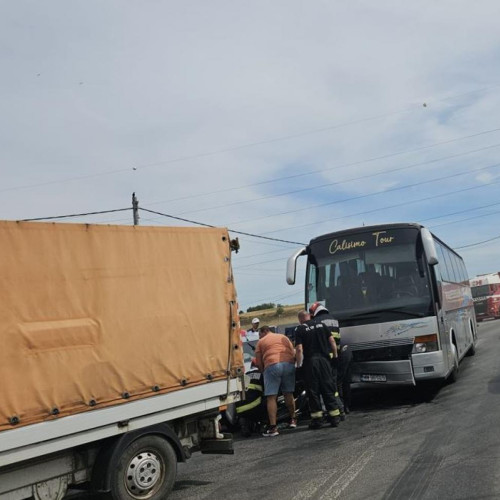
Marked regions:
[309,302,352,416]
[235,369,265,437]
[295,311,341,429]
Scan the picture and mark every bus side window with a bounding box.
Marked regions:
[435,243,447,282]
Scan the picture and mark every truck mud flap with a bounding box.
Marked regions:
[200,433,234,455]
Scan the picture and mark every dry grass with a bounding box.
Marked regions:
[239,303,304,329]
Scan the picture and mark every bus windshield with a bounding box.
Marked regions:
[306,227,433,323]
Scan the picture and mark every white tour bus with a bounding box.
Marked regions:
[287,223,477,385]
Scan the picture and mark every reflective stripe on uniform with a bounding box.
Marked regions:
[328,409,340,417]
[310,411,323,418]
[236,397,262,414]
[247,383,263,392]
[334,392,339,397]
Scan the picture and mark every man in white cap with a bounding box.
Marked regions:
[246,317,260,341]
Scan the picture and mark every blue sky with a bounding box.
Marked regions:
[2,1,500,310]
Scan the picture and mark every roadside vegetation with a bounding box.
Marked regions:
[239,303,303,330]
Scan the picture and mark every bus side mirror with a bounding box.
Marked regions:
[286,247,307,285]
[421,228,438,266]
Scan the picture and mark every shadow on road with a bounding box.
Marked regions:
[351,381,442,411]
[173,479,213,491]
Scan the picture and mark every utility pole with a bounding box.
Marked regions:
[132,192,139,226]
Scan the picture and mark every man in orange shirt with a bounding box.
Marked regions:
[255,326,296,437]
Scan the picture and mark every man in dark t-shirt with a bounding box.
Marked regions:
[295,310,341,429]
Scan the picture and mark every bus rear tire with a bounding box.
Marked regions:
[466,342,476,356]
[447,344,459,384]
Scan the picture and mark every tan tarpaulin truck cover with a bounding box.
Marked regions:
[0,221,243,432]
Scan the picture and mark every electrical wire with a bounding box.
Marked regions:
[138,207,306,245]
[228,162,500,226]
[144,126,500,208]
[174,142,500,216]
[455,234,500,249]
[20,208,132,222]
[429,209,500,229]
[3,85,500,196]
[420,200,500,223]
[260,172,500,235]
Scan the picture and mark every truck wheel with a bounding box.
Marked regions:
[109,435,177,500]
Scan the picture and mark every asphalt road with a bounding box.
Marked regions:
[69,320,500,499]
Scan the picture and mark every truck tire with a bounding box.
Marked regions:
[108,435,177,500]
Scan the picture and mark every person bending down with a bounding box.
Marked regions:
[255,326,297,437]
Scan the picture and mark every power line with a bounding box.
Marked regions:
[234,257,287,270]
[20,208,131,222]
[238,162,500,230]
[244,290,304,306]
[429,208,500,229]
[138,207,306,245]
[4,93,500,197]
[175,142,500,217]
[233,247,291,260]
[455,234,500,249]
[132,85,500,175]
[263,177,500,236]
[237,207,500,270]
[144,126,500,209]
[420,200,500,223]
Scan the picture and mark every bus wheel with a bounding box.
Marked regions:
[466,342,476,356]
[447,344,459,384]
[466,322,477,356]
[108,435,177,500]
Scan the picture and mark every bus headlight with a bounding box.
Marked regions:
[412,334,439,353]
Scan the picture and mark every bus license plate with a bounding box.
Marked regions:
[361,374,387,382]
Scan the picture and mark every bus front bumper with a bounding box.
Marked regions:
[412,351,447,380]
[351,360,415,385]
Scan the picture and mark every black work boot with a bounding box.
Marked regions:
[308,419,322,430]
[330,416,341,427]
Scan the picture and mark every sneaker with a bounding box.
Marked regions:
[262,425,279,437]
[288,418,297,429]
[308,419,322,430]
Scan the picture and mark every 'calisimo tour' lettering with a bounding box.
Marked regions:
[329,232,396,254]
[372,231,395,246]
[329,239,367,254]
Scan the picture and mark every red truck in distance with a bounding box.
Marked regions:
[470,272,500,322]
